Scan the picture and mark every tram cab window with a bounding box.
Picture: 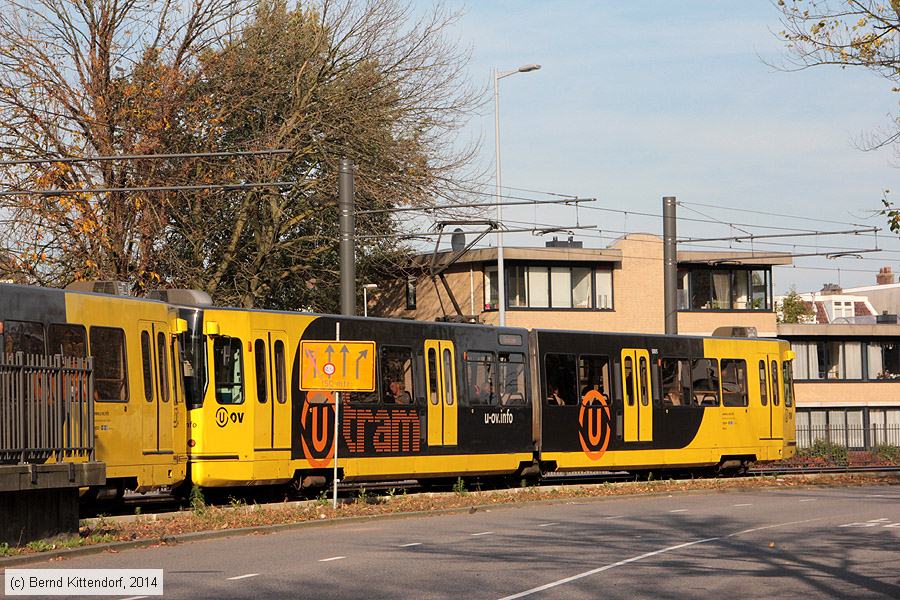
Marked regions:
[213,336,244,405]
[48,324,86,357]
[181,330,207,410]
[382,346,414,405]
[465,351,496,406]
[578,355,610,403]
[721,359,748,407]
[691,358,720,406]
[545,353,577,406]
[661,358,692,406]
[4,320,45,355]
[90,326,128,402]
[499,352,526,405]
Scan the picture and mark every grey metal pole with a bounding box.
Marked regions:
[663,196,678,335]
[339,158,356,316]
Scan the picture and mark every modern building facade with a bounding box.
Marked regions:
[375,233,790,337]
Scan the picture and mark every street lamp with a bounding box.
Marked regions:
[495,63,540,327]
[362,283,378,317]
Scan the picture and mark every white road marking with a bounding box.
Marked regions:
[883,522,900,528]
[227,574,259,581]
[497,537,719,599]
[499,518,824,600]
[604,515,624,520]
[319,556,346,562]
[537,523,558,527]
[840,518,890,528]
[669,509,688,513]
[471,531,494,536]
[732,503,753,507]
[400,542,422,547]
[798,499,816,502]
[729,518,823,537]
[121,596,148,600]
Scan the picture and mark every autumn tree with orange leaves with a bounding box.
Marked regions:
[0,0,480,310]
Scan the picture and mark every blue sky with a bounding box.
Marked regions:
[426,1,900,294]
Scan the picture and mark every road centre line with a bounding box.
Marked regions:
[400,542,422,547]
[732,503,752,507]
[537,523,558,527]
[319,556,346,562]
[497,537,719,600]
[227,574,259,581]
[669,509,688,513]
[604,515,624,520]
[499,518,825,600]
[471,531,494,536]
[798,499,817,502]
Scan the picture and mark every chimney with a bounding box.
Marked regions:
[876,266,895,286]
[820,283,842,295]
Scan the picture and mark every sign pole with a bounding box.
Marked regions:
[333,322,340,509]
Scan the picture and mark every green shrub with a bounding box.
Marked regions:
[799,439,849,466]
[189,485,207,514]
[452,477,467,496]
[873,444,900,465]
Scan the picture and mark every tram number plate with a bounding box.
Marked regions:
[300,341,376,392]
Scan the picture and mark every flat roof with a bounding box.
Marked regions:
[677,250,793,266]
[417,246,623,266]
[778,323,900,337]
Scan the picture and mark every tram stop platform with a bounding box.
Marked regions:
[0,462,105,546]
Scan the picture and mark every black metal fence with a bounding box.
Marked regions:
[0,353,94,464]
[797,424,900,450]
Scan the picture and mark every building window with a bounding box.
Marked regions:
[405,278,417,310]
[867,342,900,379]
[486,264,613,310]
[681,267,771,311]
[484,267,498,310]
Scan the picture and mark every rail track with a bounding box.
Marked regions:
[82,464,900,519]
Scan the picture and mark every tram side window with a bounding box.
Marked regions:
[721,359,748,407]
[48,324,86,357]
[545,353,577,406]
[90,326,128,402]
[4,320,45,355]
[691,358,720,406]
[578,355,610,402]
[213,336,244,405]
[274,340,287,404]
[661,358,692,406]
[157,331,170,403]
[758,360,768,406]
[382,346,414,405]
[466,351,496,405]
[254,339,267,404]
[771,360,780,407]
[140,331,154,402]
[782,361,794,408]
[499,352,526,405]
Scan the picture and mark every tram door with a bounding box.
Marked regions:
[424,340,458,447]
[252,330,291,451]
[755,355,784,441]
[139,320,175,454]
[621,348,653,443]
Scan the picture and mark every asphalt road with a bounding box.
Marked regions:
[6,485,900,599]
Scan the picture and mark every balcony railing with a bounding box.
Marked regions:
[0,352,94,464]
